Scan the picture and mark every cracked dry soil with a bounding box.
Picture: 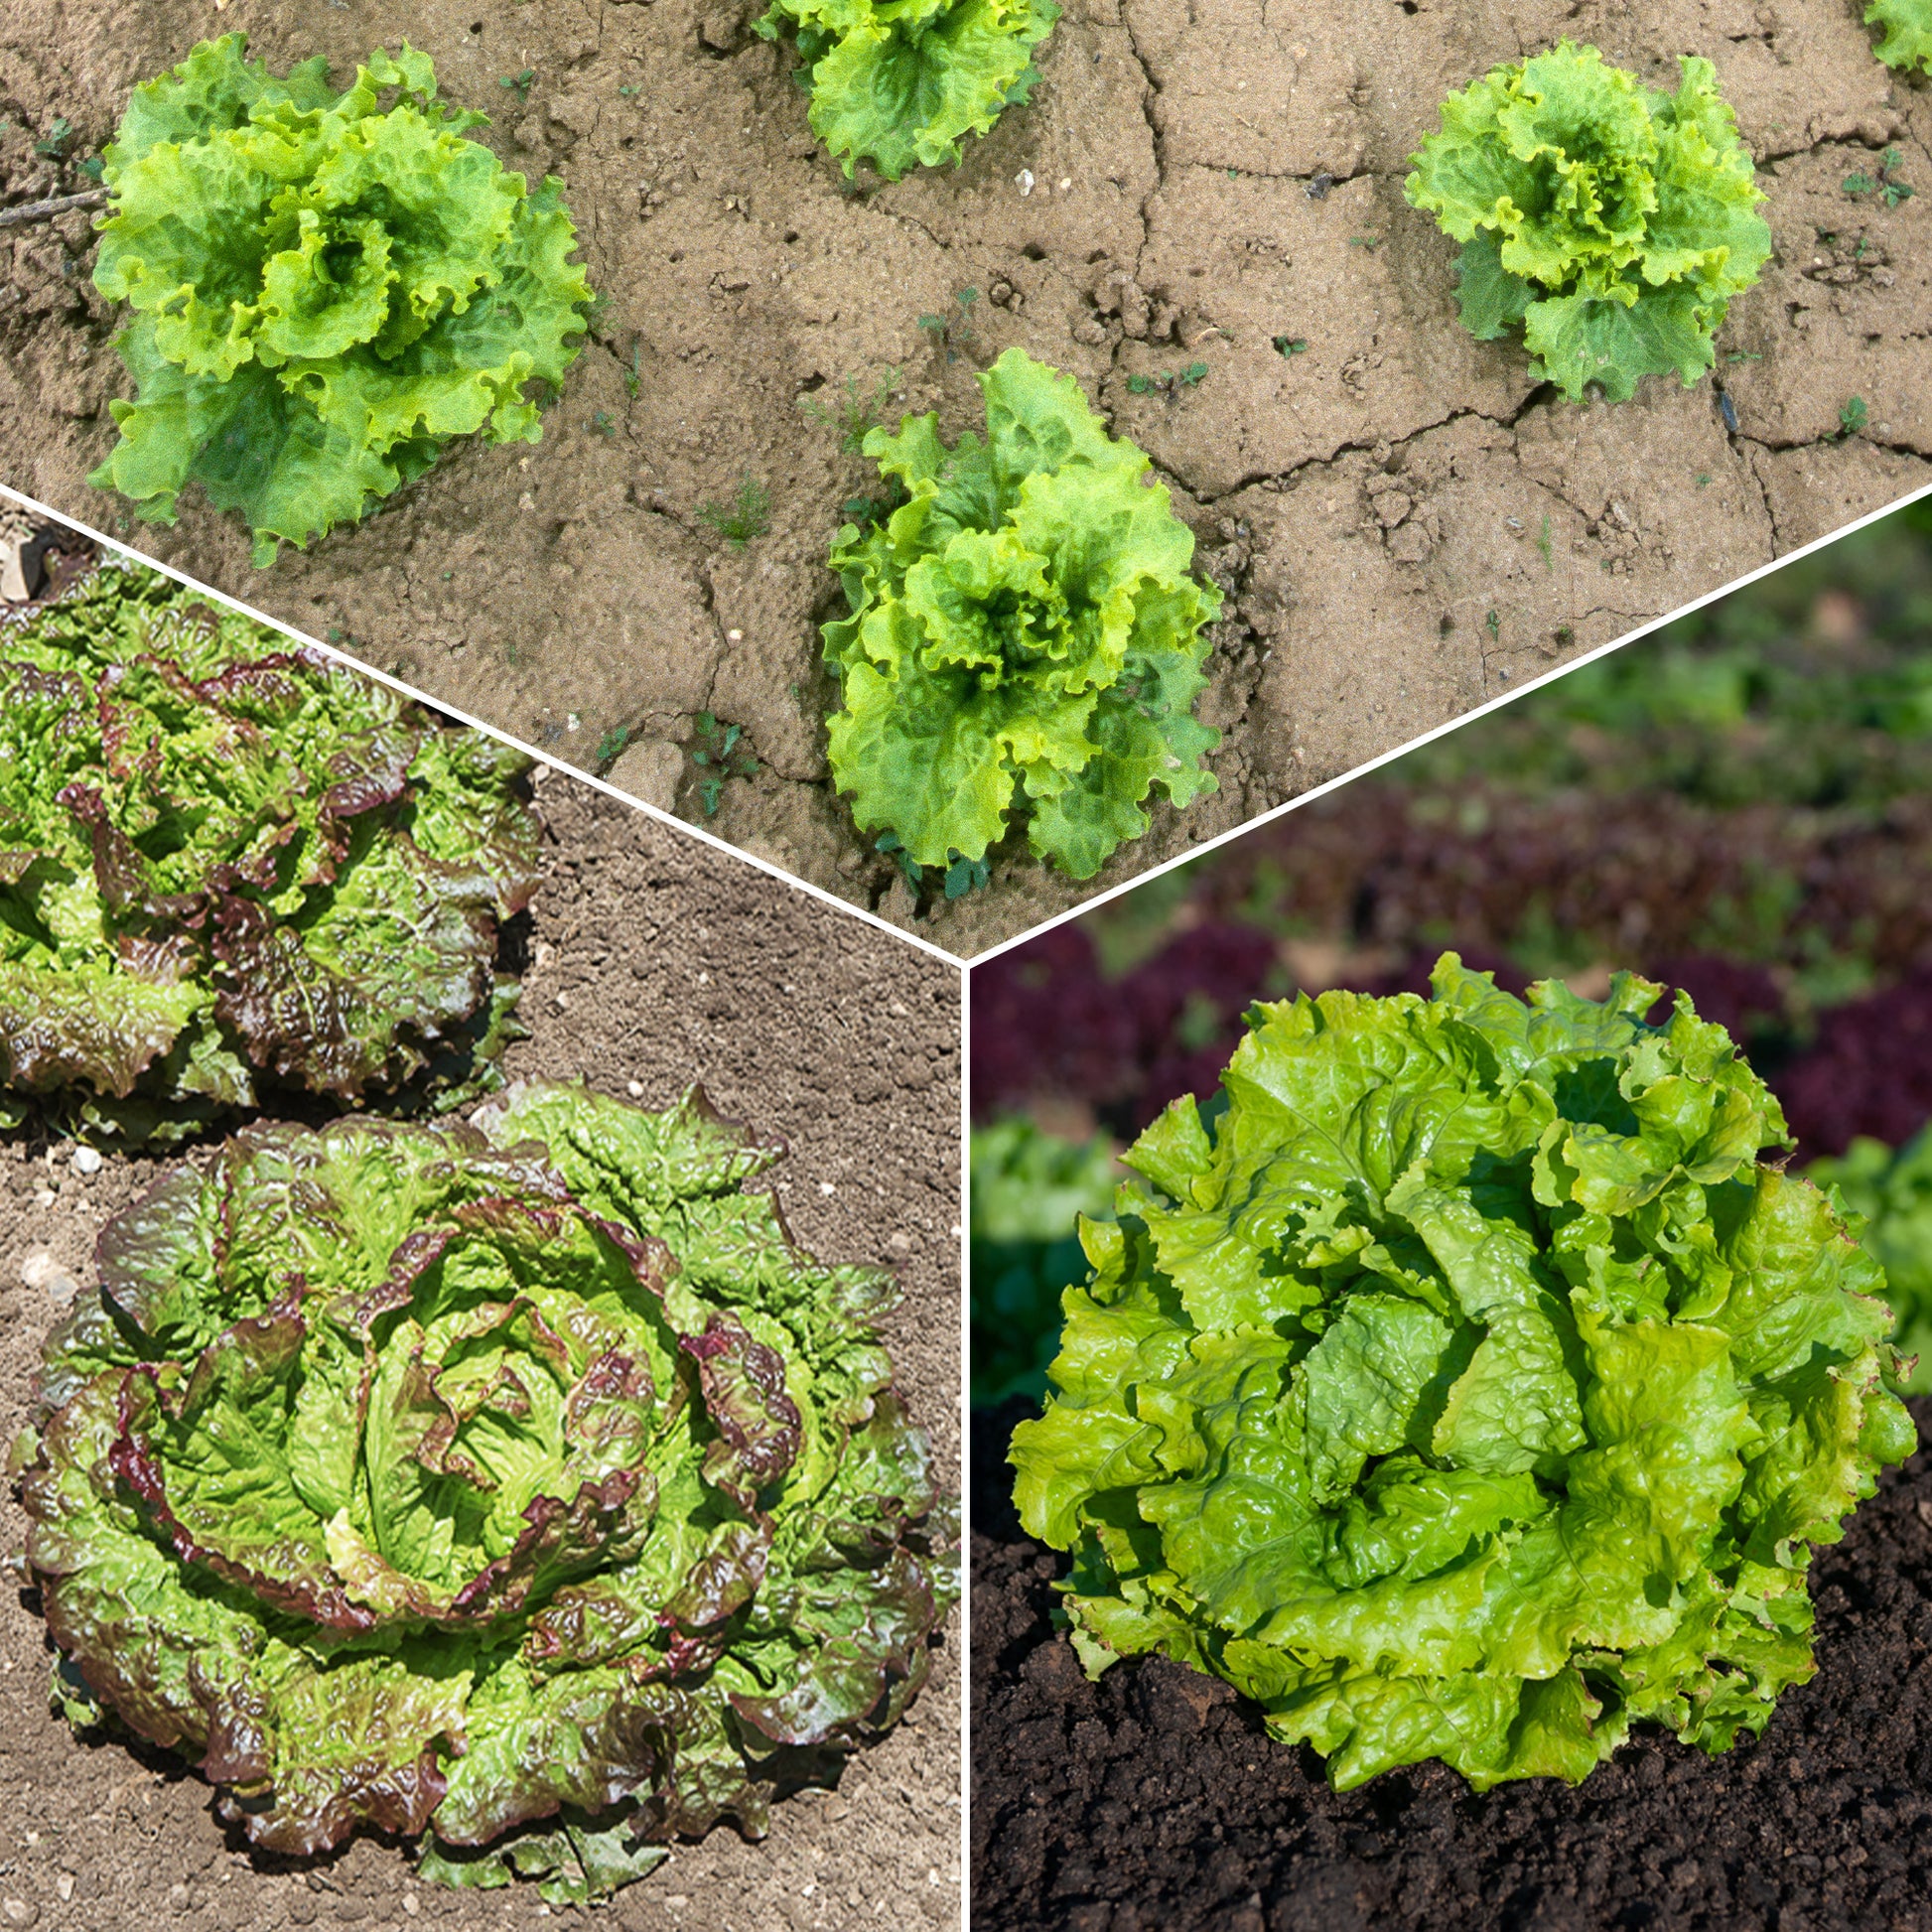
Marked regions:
[0,0,1929,953]
[0,774,961,1932]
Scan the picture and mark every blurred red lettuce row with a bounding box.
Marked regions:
[0,554,539,1144]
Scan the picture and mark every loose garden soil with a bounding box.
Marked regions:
[971,1396,1932,1931]
[2,0,1929,953]
[0,770,963,1932]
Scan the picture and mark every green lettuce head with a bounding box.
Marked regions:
[757,0,1058,182]
[1404,43,1771,403]
[15,1082,955,1902]
[823,347,1222,882]
[0,557,537,1146]
[1012,955,1914,1792]
[1864,0,1932,70]
[88,35,593,566]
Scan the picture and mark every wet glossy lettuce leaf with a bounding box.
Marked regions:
[1865,0,1932,70]
[823,347,1221,880]
[17,1082,955,1898]
[88,34,592,565]
[1810,1128,1932,1393]
[0,557,537,1144]
[756,0,1058,181]
[1011,955,1913,1791]
[1404,43,1770,402]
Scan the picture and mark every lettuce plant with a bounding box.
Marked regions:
[823,347,1221,881]
[1404,44,1771,403]
[0,557,537,1145]
[15,1082,955,1902]
[1012,956,1913,1791]
[756,0,1058,182]
[1865,0,1932,70]
[1811,1129,1932,1394]
[88,35,592,566]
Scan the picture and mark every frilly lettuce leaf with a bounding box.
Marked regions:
[0,555,537,1144]
[757,0,1058,181]
[88,34,592,565]
[1865,0,1932,70]
[1404,43,1770,402]
[823,347,1221,879]
[18,1082,955,1897]
[1011,954,1913,1791]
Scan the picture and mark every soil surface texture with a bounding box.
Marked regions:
[0,771,963,1932]
[971,1396,1932,1932]
[3,1,1929,953]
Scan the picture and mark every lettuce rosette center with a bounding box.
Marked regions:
[18,1083,955,1900]
[1012,955,1914,1793]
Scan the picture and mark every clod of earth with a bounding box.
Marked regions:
[1011,954,1914,1791]
[13,1081,958,1904]
[86,35,593,566]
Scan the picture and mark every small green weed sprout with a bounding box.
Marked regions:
[500,69,535,101]
[697,477,771,550]
[917,290,978,363]
[798,368,902,453]
[1841,395,1869,438]
[1127,362,1208,397]
[1272,335,1310,357]
[688,712,759,816]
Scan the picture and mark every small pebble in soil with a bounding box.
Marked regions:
[627,1079,645,1097]
[70,1146,101,1175]
[20,1249,78,1304]
[728,627,744,641]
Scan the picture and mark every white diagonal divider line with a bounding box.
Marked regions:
[0,481,964,971]
[966,474,1932,971]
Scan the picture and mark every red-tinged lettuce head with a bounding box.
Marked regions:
[0,556,537,1145]
[16,1081,955,1904]
[1012,955,1915,1793]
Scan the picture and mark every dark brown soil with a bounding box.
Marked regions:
[970,1397,1932,1932]
[2,0,1929,953]
[0,772,963,1932]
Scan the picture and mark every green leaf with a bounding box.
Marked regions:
[1865,0,1932,71]
[1011,952,1912,1792]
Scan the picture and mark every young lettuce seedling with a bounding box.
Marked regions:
[1405,43,1770,403]
[1013,956,1915,1791]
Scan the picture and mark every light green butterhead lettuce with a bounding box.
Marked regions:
[1011,955,1914,1791]
[17,1083,954,1901]
[1404,44,1770,403]
[88,35,592,564]
[823,347,1221,880]
[757,0,1057,181]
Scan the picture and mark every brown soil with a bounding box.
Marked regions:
[0,772,963,1932]
[970,1397,1932,1932]
[0,0,1928,956]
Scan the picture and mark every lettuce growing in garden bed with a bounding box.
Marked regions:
[1811,1129,1932,1394]
[0,558,537,1144]
[1012,956,1913,1791]
[1405,44,1770,403]
[1865,0,1932,71]
[757,0,1058,182]
[88,35,592,566]
[823,348,1221,882]
[14,1082,955,1903]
